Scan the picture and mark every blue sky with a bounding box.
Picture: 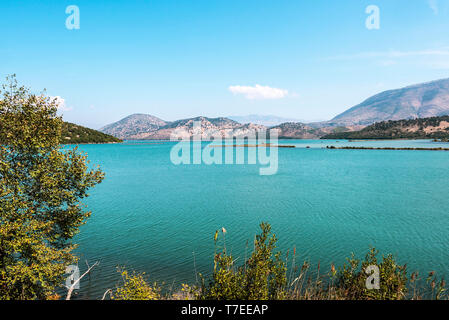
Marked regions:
[1,0,449,128]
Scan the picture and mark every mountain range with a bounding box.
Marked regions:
[330,78,449,125]
[102,116,267,140]
[228,115,305,127]
[99,78,449,140]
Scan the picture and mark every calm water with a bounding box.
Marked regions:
[69,140,449,299]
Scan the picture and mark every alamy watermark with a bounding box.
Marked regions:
[365,265,381,290]
[62,5,380,31]
[65,265,80,290]
[366,5,380,30]
[169,121,279,176]
[66,5,80,30]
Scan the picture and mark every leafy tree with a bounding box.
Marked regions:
[0,75,104,299]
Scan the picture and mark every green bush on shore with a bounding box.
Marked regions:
[113,223,447,301]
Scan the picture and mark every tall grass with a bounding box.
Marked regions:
[112,223,447,300]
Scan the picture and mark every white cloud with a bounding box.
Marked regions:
[229,84,289,100]
[50,96,72,112]
[428,0,439,15]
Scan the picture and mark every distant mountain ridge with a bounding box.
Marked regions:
[165,116,240,129]
[100,114,355,140]
[229,114,304,127]
[100,113,168,139]
[331,78,449,125]
[126,116,267,140]
[99,78,449,140]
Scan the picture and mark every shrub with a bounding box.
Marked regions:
[107,226,446,301]
[201,222,287,300]
[337,248,407,300]
[112,270,160,300]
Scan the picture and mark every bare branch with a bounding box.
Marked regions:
[66,261,99,300]
[101,289,112,300]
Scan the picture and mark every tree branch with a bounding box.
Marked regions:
[66,261,99,300]
[101,289,112,300]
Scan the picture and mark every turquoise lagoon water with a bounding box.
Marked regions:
[70,140,449,299]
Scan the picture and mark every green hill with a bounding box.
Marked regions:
[61,122,123,144]
[321,116,449,140]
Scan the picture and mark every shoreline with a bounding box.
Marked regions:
[116,138,449,142]
[61,141,123,145]
[209,143,296,148]
[326,146,449,151]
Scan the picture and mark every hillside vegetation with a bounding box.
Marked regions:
[61,122,123,144]
[322,116,449,140]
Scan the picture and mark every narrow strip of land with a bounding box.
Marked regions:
[204,144,449,151]
[209,143,296,148]
[326,146,449,151]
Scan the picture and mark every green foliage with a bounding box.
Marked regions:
[337,248,407,300]
[332,126,351,134]
[201,222,287,300]
[112,270,160,300]
[322,116,449,140]
[61,122,122,144]
[0,75,104,299]
[101,223,446,301]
